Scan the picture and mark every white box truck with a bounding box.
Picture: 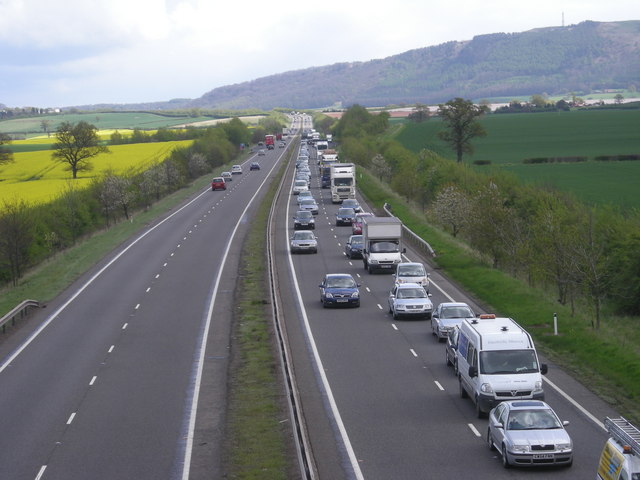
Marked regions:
[456,314,548,418]
[330,163,356,203]
[361,216,405,273]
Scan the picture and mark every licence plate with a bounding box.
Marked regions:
[533,454,554,459]
[380,265,393,269]
[336,299,348,303]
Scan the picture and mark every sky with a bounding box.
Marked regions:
[1,0,639,109]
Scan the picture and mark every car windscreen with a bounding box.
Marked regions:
[326,277,356,288]
[369,241,400,253]
[396,288,426,299]
[506,409,562,430]
[480,350,539,375]
[441,306,474,318]
[397,264,425,276]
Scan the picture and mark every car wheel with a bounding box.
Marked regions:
[367,265,373,274]
[354,301,360,308]
[487,428,496,451]
[431,321,437,336]
[501,445,510,469]
[459,377,468,398]
[453,359,458,376]
[475,397,486,418]
[445,350,452,366]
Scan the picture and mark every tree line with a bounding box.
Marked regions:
[0,118,253,287]
[333,104,640,326]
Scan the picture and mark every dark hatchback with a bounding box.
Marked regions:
[319,273,360,308]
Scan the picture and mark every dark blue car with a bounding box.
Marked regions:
[319,273,360,308]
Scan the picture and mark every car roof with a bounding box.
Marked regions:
[396,282,425,289]
[398,262,423,267]
[439,302,471,308]
[504,400,549,410]
[325,273,353,279]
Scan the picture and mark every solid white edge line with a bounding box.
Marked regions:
[543,376,606,430]
[285,173,365,480]
[180,152,286,480]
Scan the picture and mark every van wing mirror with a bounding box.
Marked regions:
[468,366,478,378]
[540,363,548,375]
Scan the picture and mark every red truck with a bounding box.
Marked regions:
[265,135,275,150]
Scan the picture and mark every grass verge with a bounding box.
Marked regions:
[224,146,294,479]
[358,168,640,424]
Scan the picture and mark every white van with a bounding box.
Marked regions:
[597,417,640,480]
[456,314,547,418]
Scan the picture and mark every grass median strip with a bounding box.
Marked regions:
[224,149,295,479]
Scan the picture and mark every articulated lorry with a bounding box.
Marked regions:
[265,134,275,149]
[330,163,356,203]
[362,216,405,273]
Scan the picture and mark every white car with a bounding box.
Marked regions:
[231,165,242,174]
[388,283,433,320]
[394,262,430,293]
[292,180,309,195]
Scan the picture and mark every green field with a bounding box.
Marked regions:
[0,112,214,135]
[394,109,640,207]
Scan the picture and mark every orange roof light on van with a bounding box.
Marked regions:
[479,314,496,319]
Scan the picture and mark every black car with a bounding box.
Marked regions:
[293,210,315,230]
[345,235,364,259]
[335,207,356,226]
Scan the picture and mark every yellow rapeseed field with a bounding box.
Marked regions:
[0,140,193,205]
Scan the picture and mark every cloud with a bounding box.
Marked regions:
[1,0,639,107]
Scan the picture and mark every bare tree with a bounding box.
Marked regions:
[52,121,110,179]
[100,173,134,221]
[0,198,34,285]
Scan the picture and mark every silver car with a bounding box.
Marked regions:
[299,198,319,215]
[487,400,573,468]
[394,262,430,293]
[388,283,433,320]
[431,302,476,341]
[290,230,318,254]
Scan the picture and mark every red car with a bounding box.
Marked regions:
[352,212,373,234]
[211,177,226,191]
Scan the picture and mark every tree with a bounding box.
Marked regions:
[52,121,109,179]
[408,103,430,123]
[0,133,14,165]
[0,198,34,285]
[614,93,624,104]
[40,119,51,137]
[431,185,471,237]
[437,98,487,163]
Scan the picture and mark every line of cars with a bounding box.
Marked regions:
[289,138,576,470]
[211,160,261,191]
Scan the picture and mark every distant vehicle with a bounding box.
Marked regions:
[299,198,319,215]
[445,326,460,373]
[279,142,286,148]
[388,283,433,320]
[250,162,260,171]
[265,134,275,149]
[341,198,361,213]
[231,165,242,174]
[221,171,232,182]
[394,262,430,291]
[431,302,475,341]
[319,273,360,308]
[352,212,373,234]
[335,207,356,226]
[344,235,364,259]
[487,400,573,468]
[290,230,318,254]
[292,210,315,230]
[258,149,266,156]
[211,177,226,191]
[296,191,314,204]
[292,180,309,195]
